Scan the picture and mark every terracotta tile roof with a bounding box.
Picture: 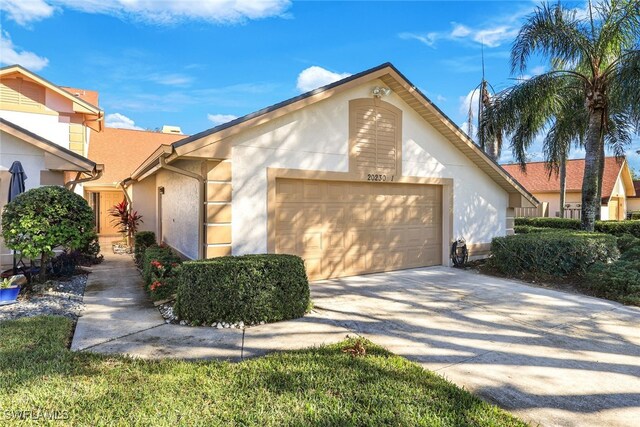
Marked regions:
[88,127,186,186]
[502,157,625,202]
[630,180,640,199]
[60,86,99,107]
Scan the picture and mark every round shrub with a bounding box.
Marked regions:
[134,231,156,267]
[489,230,619,279]
[1,186,95,280]
[174,254,310,325]
[141,244,182,300]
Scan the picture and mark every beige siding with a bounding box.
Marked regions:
[205,160,232,258]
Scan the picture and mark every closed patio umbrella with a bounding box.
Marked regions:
[8,161,27,273]
[8,161,27,203]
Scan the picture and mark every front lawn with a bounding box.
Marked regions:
[0,316,525,426]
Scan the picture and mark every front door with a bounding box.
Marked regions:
[99,191,124,235]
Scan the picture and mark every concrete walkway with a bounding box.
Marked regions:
[72,251,640,427]
[71,251,350,359]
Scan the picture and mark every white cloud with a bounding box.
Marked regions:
[105,113,143,130]
[0,0,55,26]
[436,94,447,103]
[402,22,518,49]
[207,113,238,125]
[296,66,351,93]
[10,0,292,25]
[531,65,546,75]
[459,88,481,118]
[0,31,49,70]
[148,73,193,87]
[398,31,439,47]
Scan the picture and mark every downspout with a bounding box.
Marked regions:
[119,180,132,205]
[158,156,205,259]
[64,165,104,191]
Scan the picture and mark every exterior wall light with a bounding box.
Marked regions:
[372,86,392,98]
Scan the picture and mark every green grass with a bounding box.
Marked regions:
[0,316,526,426]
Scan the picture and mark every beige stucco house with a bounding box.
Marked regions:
[126,63,536,280]
[628,180,640,215]
[0,65,104,268]
[503,157,636,220]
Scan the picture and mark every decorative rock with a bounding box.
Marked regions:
[238,321,244,328]
[0,274,88,322]
[216,323,223,329]
[179,320,187,326]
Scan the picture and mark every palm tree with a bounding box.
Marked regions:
[483,0,640,230]
[467,45,503,161]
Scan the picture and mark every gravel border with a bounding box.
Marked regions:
[0,274,88,321]
[157,301,266,329]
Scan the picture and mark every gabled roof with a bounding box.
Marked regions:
[0,65,103,131]
[502,157,636,203]
[630,180,640,199]
[130,62,537,207]
[0,117,98,172]
[87,127,186,186]
[60,86,99,107]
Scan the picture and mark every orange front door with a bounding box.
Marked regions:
[99,191,125,235]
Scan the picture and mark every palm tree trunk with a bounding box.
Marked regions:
[560,157,567,218]
[595,139,605,220]
[581,109,604,231]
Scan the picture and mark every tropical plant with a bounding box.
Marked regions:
[1,186,96,281]
[483,0,640,231]
[108,199,143,243]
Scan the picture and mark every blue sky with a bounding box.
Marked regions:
[1,0,638,173]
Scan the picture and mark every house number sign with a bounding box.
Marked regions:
[367,174,394,182]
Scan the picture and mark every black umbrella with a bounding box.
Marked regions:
[8,161,27,274]
[8,161,27,203]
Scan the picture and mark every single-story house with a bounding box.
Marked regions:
[628,180,640,215]
[125,63,537,280]
[502,157,636,220]
[85,127,185,236]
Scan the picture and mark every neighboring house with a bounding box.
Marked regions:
[0,65,105,269]
[85,127,185,237]
[502,157,636,220]
[628,180,640,215]
[126,63,537,280]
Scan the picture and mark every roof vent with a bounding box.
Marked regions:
[161,125,182,134]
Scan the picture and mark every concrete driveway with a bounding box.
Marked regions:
[310,267,640,427]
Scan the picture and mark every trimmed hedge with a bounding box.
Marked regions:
[174,254,309,325]
[141,244,182,300]
[515,217,640,238]
[585,235,640,305]
[514,225,557,234]
[490,231,619,279]
[134,231,156,267]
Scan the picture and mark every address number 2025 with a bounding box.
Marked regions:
[367,174,394,182]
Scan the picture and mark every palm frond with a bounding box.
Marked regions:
[511,2,592,75]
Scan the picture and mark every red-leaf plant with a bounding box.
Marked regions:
[108,199,143,242]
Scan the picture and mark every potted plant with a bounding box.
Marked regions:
[0,274,25,305]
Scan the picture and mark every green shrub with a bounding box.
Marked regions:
[1,186,96,281]
[515,217,640,238]
[490,231,619,279]
[514,217,581,230]
[134,231,156,267]
[629,211,640,220]
[76,232,103,265]
[174,254,309,325]
[595,220,640,238]
[586,260,640,305]
[514,225,556,234]
[141,245,182,300]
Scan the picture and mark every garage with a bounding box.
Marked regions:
[274,178,442,280]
